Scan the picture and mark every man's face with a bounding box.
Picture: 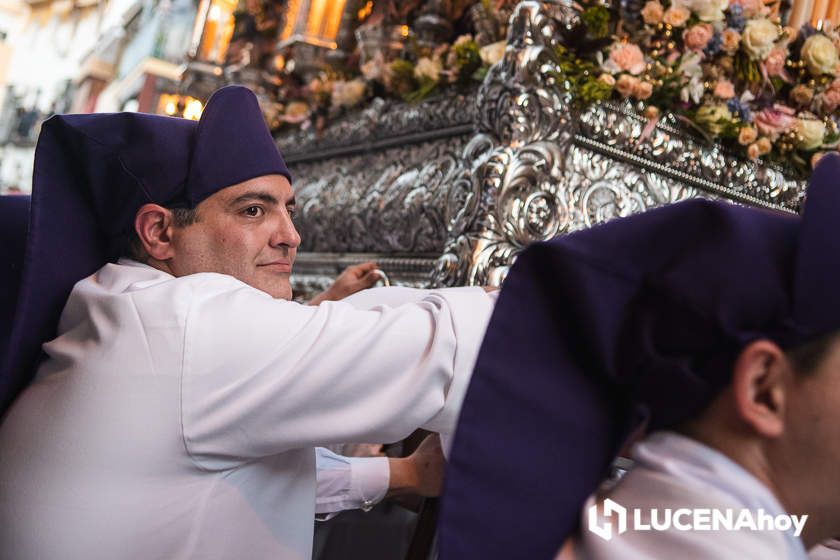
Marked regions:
[774,337,840,526]
[168,174,300,299]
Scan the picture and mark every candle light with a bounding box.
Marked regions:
[825,0,839,24]
[788,0,813,30]
[811,0,829,26]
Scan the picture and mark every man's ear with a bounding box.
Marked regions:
[134,204,175,261]
[730,339,789,438]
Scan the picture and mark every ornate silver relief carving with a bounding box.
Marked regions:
[291,134,472,255]
[576,102,804,212]
[279,92,477,162]
[432,1,580,287]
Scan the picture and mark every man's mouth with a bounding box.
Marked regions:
[258,260,292,273]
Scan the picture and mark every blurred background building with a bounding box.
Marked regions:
[0,0,515,193]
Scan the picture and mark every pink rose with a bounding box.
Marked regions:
[609,43,647,75]
[683,24,714,51]
[663,6,691,27]
[753,104,797,140]
[616,74,641,97]
[714,80,736,99]
[820,84,840,113]
[721,29,741,53]
[731,0,763,17]
[634,81,654,100]
[641,1,664,24]
[763,47,787,77]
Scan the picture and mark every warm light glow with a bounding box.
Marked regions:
[323,0,345,41]
[306,0,327,37]
[198,0,237,63]
[357,1,373,21]
[183,99,204,120]
[281,0,302,40]
[157,93,180,116]
[400,24,409,37]
[282,0,346,45]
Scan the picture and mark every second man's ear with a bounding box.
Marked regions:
[134,204,176,261]
[730,339,790,439]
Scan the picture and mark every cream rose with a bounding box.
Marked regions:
[331,79,367,109]
[641,1,664,24]
[693,0,728,22]
[283,101,310,123]
[599,73,616,86]
[796,118,827,150]
[360,53,385,81]
[742,19,780,60]
[695,103,732,135]
[453,34,473,48]
[801,34,839,76]
[414,57,442,82]
[479,41,506,66]
[663,6,691,27]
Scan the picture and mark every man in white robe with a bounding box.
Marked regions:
[0,85,495,559]
[440,153,840,560]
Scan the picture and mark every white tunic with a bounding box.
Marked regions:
[0,260,495,560]
[563,432,811,560]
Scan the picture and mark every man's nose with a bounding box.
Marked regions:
[270,211,301,249]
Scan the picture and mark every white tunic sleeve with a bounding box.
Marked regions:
[180,276,493,470]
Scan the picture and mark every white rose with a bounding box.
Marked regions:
[331,79,368,109]
[361,53,384,81]
[801,34,839,76]
[692,0,728,22]
[479,40,506,66]
[453,34,473,47]
[796,118,827,150]
[414,57,443,82]
[741,19,779,60]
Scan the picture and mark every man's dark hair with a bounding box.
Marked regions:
[123,207,199,262]
[786,331,840,376]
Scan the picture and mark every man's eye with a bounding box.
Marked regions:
[288,208,297,219]
[243,206,263,217]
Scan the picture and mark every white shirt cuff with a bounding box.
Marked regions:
[314,447,389,515]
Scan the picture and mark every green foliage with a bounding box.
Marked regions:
[453,39,483,83]
[581,6,611,39]
[389,59,419,99]
[553,45,614,106]
[734,53,761,86]
[579,77,614,104]
[404,77,439,103]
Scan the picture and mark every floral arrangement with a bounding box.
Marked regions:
[559,0,840,173]
[272,35,506,132]
[264,0,517,133]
